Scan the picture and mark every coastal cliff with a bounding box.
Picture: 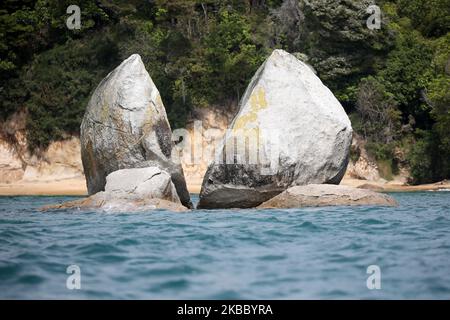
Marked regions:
[0,110,83,190]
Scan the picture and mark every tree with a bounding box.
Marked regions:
[398,0,450,37]
[355,76,401,144]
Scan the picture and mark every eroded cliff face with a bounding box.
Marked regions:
[0,110,27,183]
[0,110,84,185]
[0,140,24,183]
[178,105,237,192]
[344,133,380,182]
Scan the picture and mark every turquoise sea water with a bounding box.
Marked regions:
[0,192,449,299]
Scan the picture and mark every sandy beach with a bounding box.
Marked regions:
[0,179,88,196]
[0,178,201,196]
[0,178,449,197]
[341,178,450,192]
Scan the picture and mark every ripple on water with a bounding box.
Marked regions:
[152,279,190,292]
[139,264,203,277]
[116,238,140,246]
[0,264,22,281]
[17,274,45,285]
[257,254,287,261]
[291,221,325,232]
[77,243,126,256]
[360,218,385,225]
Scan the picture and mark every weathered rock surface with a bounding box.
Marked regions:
[344,133,380,181]
[0,109,84,184]
[0,139,24,183]
[22,137,83,182]
[41,167,187,212]
[42,197,187,212]
[258,184,398,208]
[198,49,353,209]
[80,54,192,208]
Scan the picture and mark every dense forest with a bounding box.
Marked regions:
[0,0,449,184]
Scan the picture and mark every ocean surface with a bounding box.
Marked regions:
[0,192,449,299]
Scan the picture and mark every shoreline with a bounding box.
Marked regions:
[340,178,450,193]
[0,179,88,196]
[0,178,449,197]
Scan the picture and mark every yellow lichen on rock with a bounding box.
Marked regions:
[101,102,109,122]
[142,102,154,135]
[233,87,268,132]
[155,94,163,109]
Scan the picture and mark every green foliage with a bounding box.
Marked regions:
[203,10,267,102]
[366,1,449,183]
[427,34,450,157]
[365,141,399,180]
[407,129,450,184]
[355,76,401,143]
[397,0,450,37]
[289,0,394,106]
[378,32,434,125]
[23,35,120,149]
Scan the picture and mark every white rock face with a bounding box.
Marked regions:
[104,167,180,203]
[198,49,353,209]
[41,167,187,212]
[80,54,192,208]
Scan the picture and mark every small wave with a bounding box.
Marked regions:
[0,229,26,239]
[341,242,364,250]
[322,289,350,298]
[258,254,287,261]
[142,265,201,277]
[0,264,22,280]
[17,274,45,285]
[209,290,243,300]
[116,238,140,246]
[16,252,41,261]
[77,243,125,255]
[98,254,128,263]
[292,221,324,231]
[152,279,190,292]
[361,218,385,225]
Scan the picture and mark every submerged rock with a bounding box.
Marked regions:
[258,184,398,208]
[41,167,188,212]
[42,196,187,213]
[80,54,192,208]
[198,49,352,209]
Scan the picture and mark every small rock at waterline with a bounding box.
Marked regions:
[257,184,398,208]
[41,167,188,212]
